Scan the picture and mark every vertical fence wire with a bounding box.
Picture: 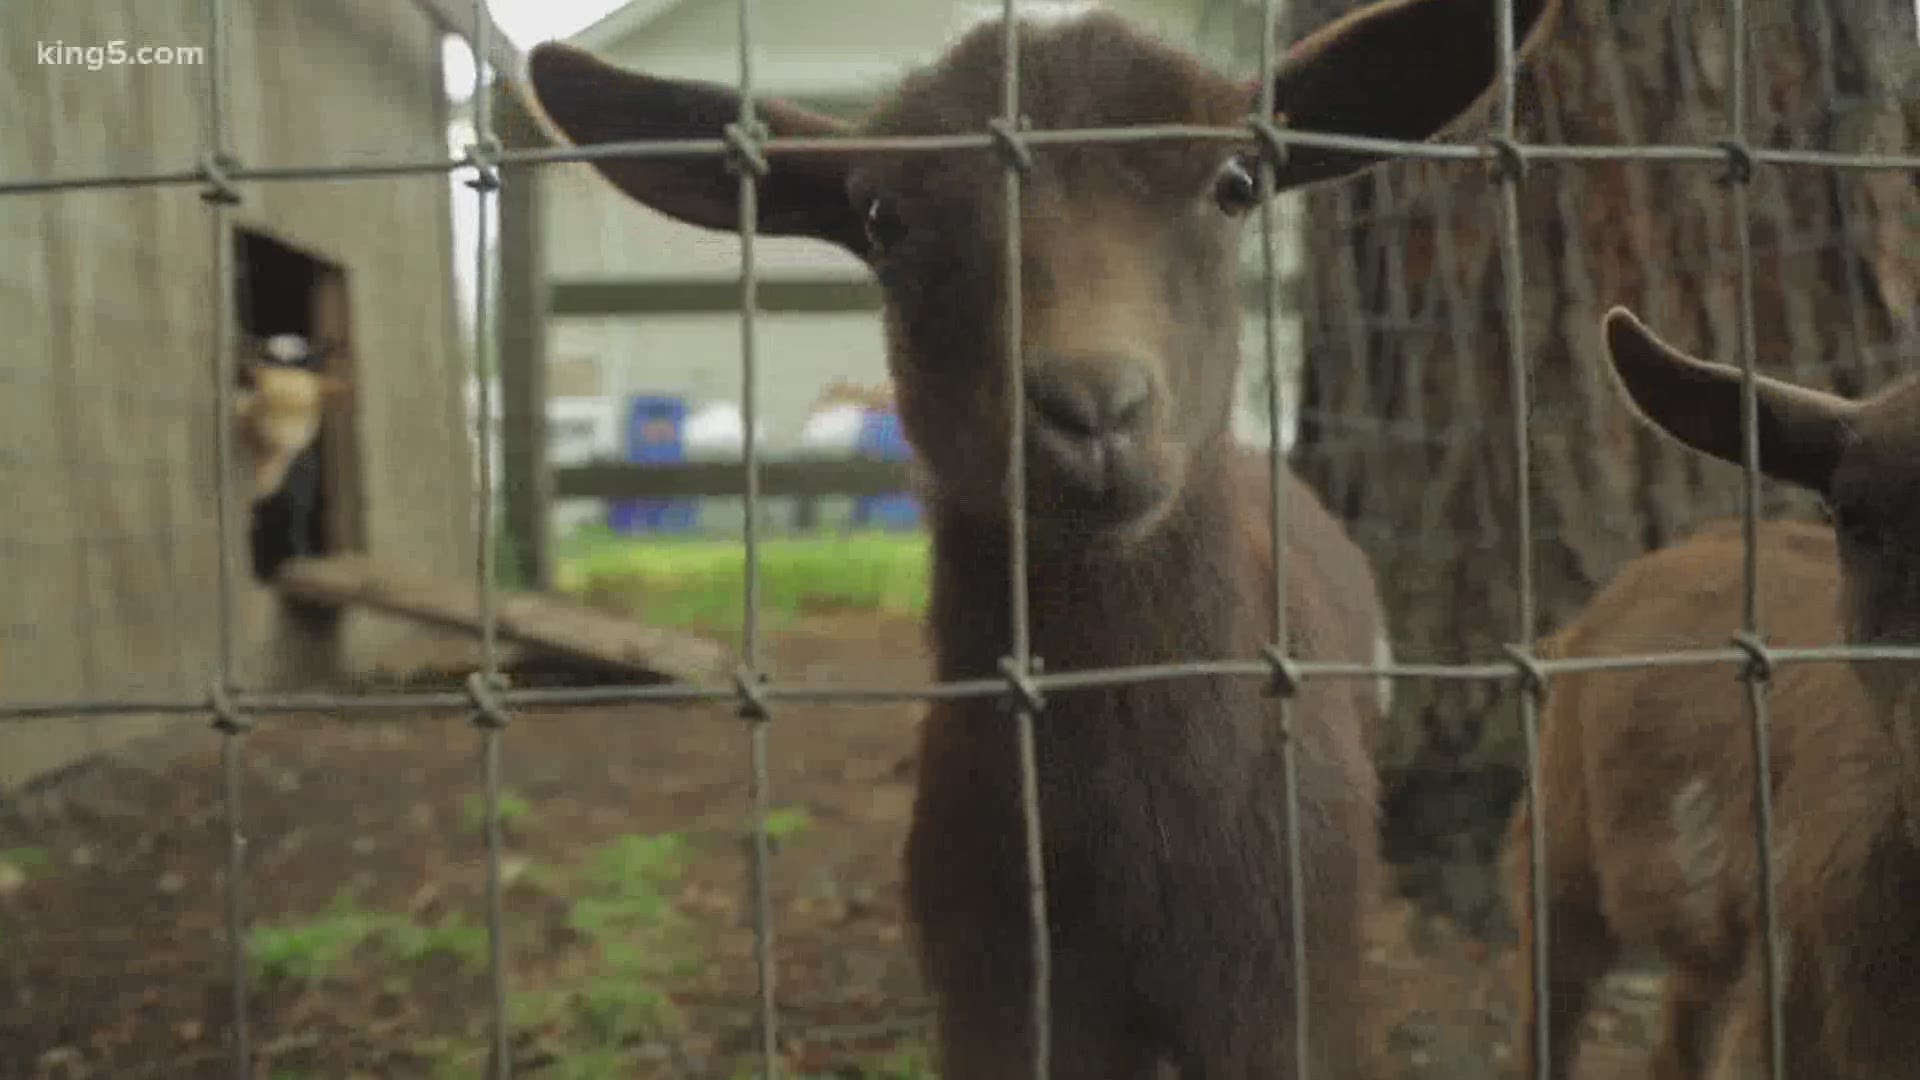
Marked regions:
[1486,1,1551,1078]
[1725,0,1788,1072]
[1251,0,1310,1073]
[994,4,1051,1078]
[197,0,251,1073]
[465,4,514,1076]
[732,0,782,1073]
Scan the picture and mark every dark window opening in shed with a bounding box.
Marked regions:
[235,228,359,583]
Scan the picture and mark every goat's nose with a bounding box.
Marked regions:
[1025,355,1152,440]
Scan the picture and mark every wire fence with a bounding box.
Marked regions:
[3,0,1919,1078]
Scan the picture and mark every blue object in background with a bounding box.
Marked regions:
[851,407,921,530]
[609,395,699,535]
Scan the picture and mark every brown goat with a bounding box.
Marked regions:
[1506,307,1920,1079]
[523,0,1552,1072]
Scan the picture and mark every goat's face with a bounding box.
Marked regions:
[849,21,1255,536]
[524,0,1554,538]
[1604,307,1920,708]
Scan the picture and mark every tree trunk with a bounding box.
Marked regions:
[1283,0,1918,932]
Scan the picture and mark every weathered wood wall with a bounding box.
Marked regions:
[0,0,476,789]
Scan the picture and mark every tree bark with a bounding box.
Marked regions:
[1282,0,1918,931]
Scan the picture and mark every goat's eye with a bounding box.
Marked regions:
[864,198,907,256]
[1214,156,1262,216]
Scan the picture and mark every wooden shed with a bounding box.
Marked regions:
[0,0,520,788]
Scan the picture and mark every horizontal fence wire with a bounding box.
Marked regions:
[2,1,1916,1078]
[4,136,1917,196]
[7,644,1920,722]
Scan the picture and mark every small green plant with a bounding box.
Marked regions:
[385,918,491,972]
[570,978,678,1044]
[522,831,700,1054]
[249,893,490,988]
[583,832,687,904]
[760,806,813,845]
[463,789,535,835]
[249,896,385,987]
[0,845,52,880]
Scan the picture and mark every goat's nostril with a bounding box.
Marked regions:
[1106,368,1150,432]
[1027,359,1152,439]
[1027,375,1102,437]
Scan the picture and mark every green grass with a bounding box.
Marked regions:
[462,789,535,836]
[0,849,47,952]
[248,893,489,989]
[555,526,929,632]
[0,846,52,879]
[760,806,813,845]
[503,831,700,1062]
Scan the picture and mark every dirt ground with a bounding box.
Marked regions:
[0,613,1663,1079]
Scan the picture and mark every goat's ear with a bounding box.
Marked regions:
[520,43,862,250]
[315,374,353,401]
[1603,306,1857,493]
[1259,0,1557,189]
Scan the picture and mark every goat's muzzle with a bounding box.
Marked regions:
[1022,353,1169,529]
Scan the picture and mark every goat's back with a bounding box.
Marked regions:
[1524,517,1889,972]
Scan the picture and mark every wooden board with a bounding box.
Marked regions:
[275,554,728,685]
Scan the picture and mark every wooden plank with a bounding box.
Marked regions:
[275,554,729,684]
[554,458,915,500]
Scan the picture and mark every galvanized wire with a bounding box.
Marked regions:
[1724,0,1787,1072]
[463,3,515,1076]
[992,4,1052,1078]
[730,0,783,1074]
[9,644,1920,724]
[1251,0,1310,1070]
[1485,1,1552,1077]
[5,135,1917,198]
[196,0,252,1073]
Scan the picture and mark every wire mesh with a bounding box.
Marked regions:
[990,3,1055,1077]
[1721,0,1788,1072]
[2,0,1917,1077]
[725,0,784,1073]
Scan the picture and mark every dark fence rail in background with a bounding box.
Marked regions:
[553,457,918,534]
[553,458,912,501]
